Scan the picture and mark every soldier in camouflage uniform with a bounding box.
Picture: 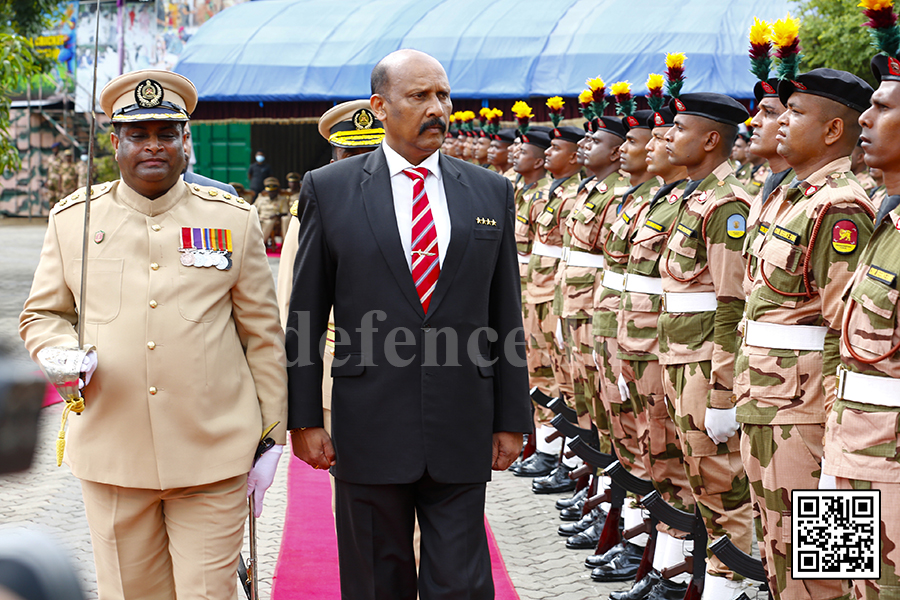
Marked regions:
[560,116,629,451]
[488,128,517,184]
[511,129,558,476]
[826,53,900,600]
[851,142,879,195]
[619,107,695,528]
[737,70,875,600]
[658,93,753,599]
[867,167,887,213]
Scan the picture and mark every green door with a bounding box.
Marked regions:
[191,122,251,188]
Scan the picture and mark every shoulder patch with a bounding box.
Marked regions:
[831,219,858,254]
[188,183,250,211]
[867,265,897,288]
[52,182,114,213]
[772,225,800,245]
[726,213,746,239]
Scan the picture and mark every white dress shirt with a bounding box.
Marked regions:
[382,141,451,270]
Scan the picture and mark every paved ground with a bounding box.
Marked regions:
[0,219,765,600]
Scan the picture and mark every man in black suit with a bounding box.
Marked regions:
[285,49,531,599]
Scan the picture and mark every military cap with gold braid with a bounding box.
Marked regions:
[318,99,384,148]
[100,69,197,122]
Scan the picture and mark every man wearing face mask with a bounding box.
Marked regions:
[248,149,272,202]
[19,69,287,600]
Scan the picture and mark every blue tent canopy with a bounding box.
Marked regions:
[174,0,791,102]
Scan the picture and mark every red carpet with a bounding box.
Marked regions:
[272,454,519,600]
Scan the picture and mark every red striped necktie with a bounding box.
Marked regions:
[403,167,440,313]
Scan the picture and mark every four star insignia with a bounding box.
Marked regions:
[476,217,498,226]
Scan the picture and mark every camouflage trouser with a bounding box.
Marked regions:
[525,301,556,426]
[549,314,575,414]
[621,359,694,537]
[838,479,900,600]
[742,423,851,600]
[664,361,752,579]
[566,316,606,437]
[595,335,648,480]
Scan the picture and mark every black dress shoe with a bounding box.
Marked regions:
[590,542,643,581]
[558,500,586,521]
[645,578,688,600]
[532,464,576,494]
[565,512,607,549]
[558,508,598,536]
[556,486,587,510]
[585,540,636,568]
[512,451,557,477]
[609,570,662,600]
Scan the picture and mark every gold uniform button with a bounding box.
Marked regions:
[717,181,725,187]
[149,386,158,395]
[149,300,158,308]
[150,262,159,271]
[208,189,218,197]
[236,198,245,204]
[147,341,156,349]
[223,193,232,199]
[151,224,161,231]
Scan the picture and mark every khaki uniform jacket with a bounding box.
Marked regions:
[737,158,874,425]
[20,180,287,490]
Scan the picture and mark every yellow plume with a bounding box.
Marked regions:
[771,13,801,48]
[749,17,772,46]
[546,96,565,111]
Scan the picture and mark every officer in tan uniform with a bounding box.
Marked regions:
[737,68,874,600]
[19,69,287,600]
[281,172,301,240]
[827,43,900,600]
[658,93,754,600]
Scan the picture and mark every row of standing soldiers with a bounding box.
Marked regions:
[435,28,898,599]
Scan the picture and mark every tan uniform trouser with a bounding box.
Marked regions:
[81,474,247,600]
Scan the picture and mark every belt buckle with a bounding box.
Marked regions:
[622,273,629,292]
[562,247,570,263]
[836,366,846,400]
[660,292,667,312]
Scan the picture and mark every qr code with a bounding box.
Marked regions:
[792,489,880,579]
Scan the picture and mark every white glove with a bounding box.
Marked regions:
[555,319,565,349]
[592,349,601,371]
[247,445,283,517]
[617,373,630,402]
[78,350,98,390]
[818,460,837,490]
[705,407,738,445]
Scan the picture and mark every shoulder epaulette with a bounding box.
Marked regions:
[187,183,250,211]
[290,199,299,217]
[52,181,114,213]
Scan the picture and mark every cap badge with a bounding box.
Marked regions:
[668,193,679,204]
[791,80,807,91]
[598,183,608,193]
[135,79,164,108]
[553,128,560,137]
[890,57,900,77]
[761,82,776,94]
[674,99,686,112]
[626,116,639,127]
[654,113,664,126]
[353,108,375,130]
[804,185,818,196]
[94,230,105,244]
[596,119,606,129]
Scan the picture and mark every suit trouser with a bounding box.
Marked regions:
[741,423,851,600]
[621,358,694,537]
[663,361,752,579]
[81,474,247,600]
[594,335,648,480]
[334,472,491,600]
[837,479,900,600]
[525,301,557,426]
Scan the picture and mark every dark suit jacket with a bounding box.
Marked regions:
[183,171,238,195]
[286,147,530,485]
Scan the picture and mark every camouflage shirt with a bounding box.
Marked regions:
[747,162,771,201]
[592,176,662,338]
[515,176,551,293]
[658,161,751,409]
[827,206,900,482]
[617,180,689,361]
[560,171,631,319]
[870,185,887,214]
[855,170,878,195]
[743,168,796,299]
[737,157,875,424]
[525,173,580,305]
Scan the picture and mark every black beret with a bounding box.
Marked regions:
[550,126,584,144]
[777,68,873,114]
[669,93,749,125]
[872,54,900,84]
[592,116,627,139]
[521,130,552,150]
[583,120,593,133]
[493,128,516,143]
[647,107,675,129]
[622,109,655,131]
[753,78,780,104]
